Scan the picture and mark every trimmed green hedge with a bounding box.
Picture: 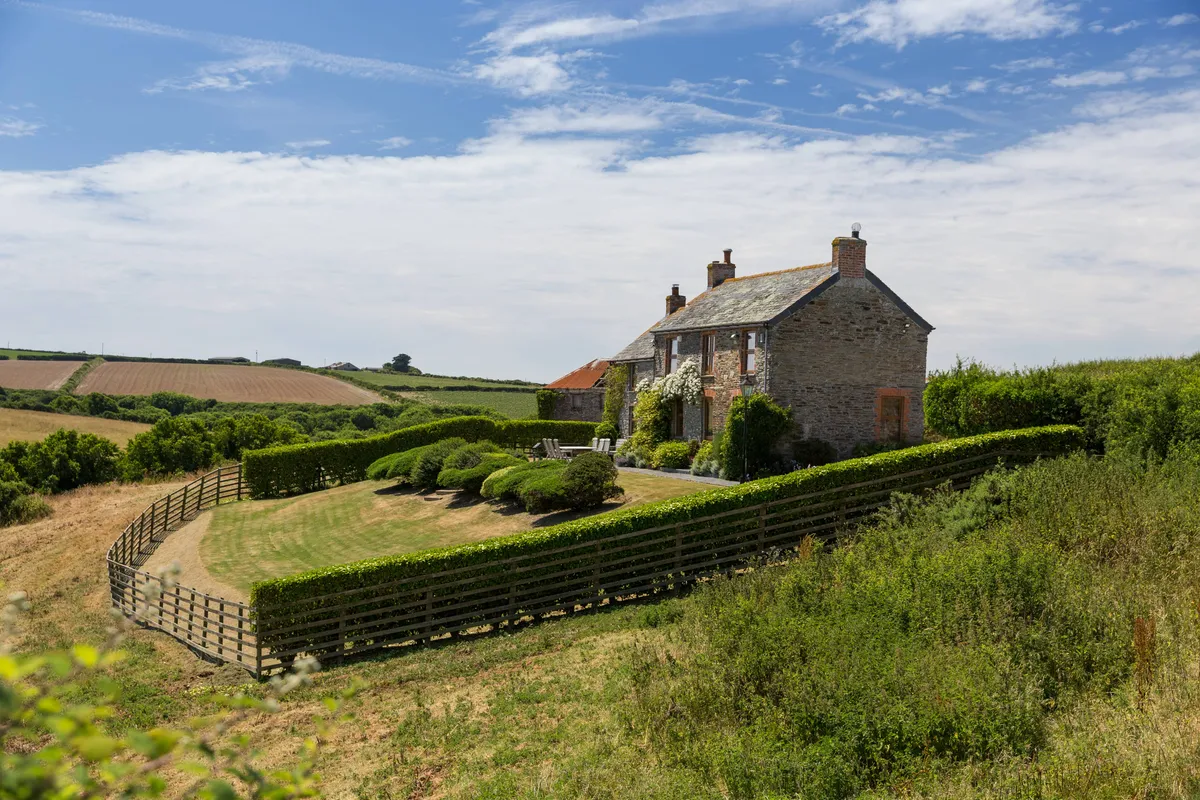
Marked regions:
[251,425,1083,653]
[242,416,597,498]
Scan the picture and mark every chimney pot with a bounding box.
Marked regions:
[723,248,733,264]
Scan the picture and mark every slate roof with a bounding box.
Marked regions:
[651,263,835,333]
[546,359,610,390]
[609,325,659,363]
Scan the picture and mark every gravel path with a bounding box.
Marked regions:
[617,466,738,487]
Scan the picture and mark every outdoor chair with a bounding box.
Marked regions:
[547,438,567,459]
[593,438,611,454]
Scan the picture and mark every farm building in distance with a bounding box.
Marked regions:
[324,362,359,371]
[606,228,933,458]
[544,359,609,422]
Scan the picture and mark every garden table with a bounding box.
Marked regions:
[558,445,594,457]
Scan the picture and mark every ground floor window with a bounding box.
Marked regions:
[671,398,685,437]
[702,395,714,438]
[570,393,583,411]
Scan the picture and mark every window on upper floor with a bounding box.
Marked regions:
[701,333,715,375]
[740,330,757,374]
[667,337,681,374]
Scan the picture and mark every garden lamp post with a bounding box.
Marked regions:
[741,384,754,482]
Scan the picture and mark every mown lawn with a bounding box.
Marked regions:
[199,472,710,591]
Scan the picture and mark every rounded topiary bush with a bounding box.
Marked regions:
[519,473,571,513]
[562,451,623,509]
[482,460,565,502]
[438,453,525,494]
[410,438,470,490]
[651,441,692,470]
[595,422,619,442]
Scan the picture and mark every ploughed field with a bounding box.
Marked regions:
[150,471,710,598]
[73,362,383,405]
[0,359,83,390]
[0,408,151,447]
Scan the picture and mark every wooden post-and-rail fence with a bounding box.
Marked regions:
[108,450,1047,678]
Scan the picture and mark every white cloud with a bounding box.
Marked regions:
[1107,20,1144,34]
[0,117,40,137]
[484,15,641,51]
[376,136,413,151]
[965,78,990,92]
[772,77,789,85]
[284,139,331,150]
[146,55,291,94]
[474,52,573,95]
[1162,13,1199,27]
[818,0,1078,47]
[835,103,858,115]
[810,83,829,97]
[489,102,668,135]
[1051,70,1129,87]
[927,83,952,96]
[994,56,1061,71]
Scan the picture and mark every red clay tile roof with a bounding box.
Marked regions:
[546,359,610,390]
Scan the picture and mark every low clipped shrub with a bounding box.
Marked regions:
[561,451,623,509]
[252,426,1086,657]
[411,439,471,490]
[651,441,692,470]
[441,441,504,471]
[595,421,619,442]
[481,460,566,503]
[795,438,838,467]
[438,453,525,495]
[244,416,597,498]
[518,473,571,513]
[690,440,722,477]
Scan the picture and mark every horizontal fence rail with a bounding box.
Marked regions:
[106,465,260,673]
[251,450,1047,673]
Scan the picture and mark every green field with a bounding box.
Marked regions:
[414,389,537,418]
[199,472,709,591]
[334,370,539,390]
[0,348,81,359]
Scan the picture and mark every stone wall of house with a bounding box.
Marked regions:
[651,327,765,441]
[551,388,605,423]
[764,277,928,458]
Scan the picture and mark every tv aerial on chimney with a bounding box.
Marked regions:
[851,222,862,238]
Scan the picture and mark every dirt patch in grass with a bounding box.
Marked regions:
[0,407,152,447]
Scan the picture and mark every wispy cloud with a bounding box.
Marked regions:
[284,139,332,150]
[1051,70,1129,87]
[1107,20,1145,35]
[994,56,1061,72]
[818,0,1079,48]
[1162,13,1199,27]
[375,136,413,151]
[1051,45,1199,87]
[0,117,41,137]
[473,52,576,95]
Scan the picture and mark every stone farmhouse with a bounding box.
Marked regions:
[606,228,933,458]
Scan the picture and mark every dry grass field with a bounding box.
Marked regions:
[0,359,83,390]
[74,362,383,405]
[0,407,151,447]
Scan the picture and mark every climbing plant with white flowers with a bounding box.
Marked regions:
[637,358,703,405]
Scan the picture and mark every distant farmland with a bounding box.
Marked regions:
[337,370,540,390]
[0,360,84,390]
[75,363,383,405]
[0,408,151,447]
[404,389,538,419]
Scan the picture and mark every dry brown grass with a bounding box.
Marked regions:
[0,407,152,447]
[0,359,83,390]
[74,362,382,405]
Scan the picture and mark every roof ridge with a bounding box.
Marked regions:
[721,262,831,284]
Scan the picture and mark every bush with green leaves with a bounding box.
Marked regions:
[438,453,525,495]
[536,389,560,420]
[602,364,628,427]
[720,393,792,481]
[0,429,121,493]
[120,417,219,480]
[0,480,51,527]
[690,439,722,477]
[595,421,619,442]
[627,387,670,454]
[651,441,692,470]
[481,459,566,503]
[410,438,472,490]
[561,451,623,509]
[518,472,572,513]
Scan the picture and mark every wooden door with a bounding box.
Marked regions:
[880,396,905,443]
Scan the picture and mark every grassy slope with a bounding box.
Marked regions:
[199,472,709,591]
[406,389,538,419]
[0,407,151,447]
[0,348,78,359]
[6,454,1200,797]
[336,370,539,390]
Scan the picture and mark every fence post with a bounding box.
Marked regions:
[181,484,189,523]
[237,465,243,501]
[164,494,172,537]
[255,618,263,679]
[216,467,223,505]
[674,524,683,584]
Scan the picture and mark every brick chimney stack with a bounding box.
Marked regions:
[832,224,866,279]
[666,284,687,316]
[707,248,736,289]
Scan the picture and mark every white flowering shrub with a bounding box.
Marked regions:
[658,358,703,406]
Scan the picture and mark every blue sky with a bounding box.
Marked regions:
[1,0,1198,380]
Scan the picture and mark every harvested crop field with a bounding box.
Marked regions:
[74,362,383,405]
[0,408,151,447]
[0,359,83,390]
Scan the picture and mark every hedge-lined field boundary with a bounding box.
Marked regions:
[242,416,598,498]
[250,425,1083,663]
